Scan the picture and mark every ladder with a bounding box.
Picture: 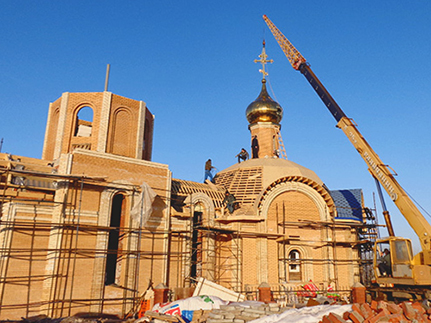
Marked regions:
[277,131,288,159]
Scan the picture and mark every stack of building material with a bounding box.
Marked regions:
[205,303,285,323]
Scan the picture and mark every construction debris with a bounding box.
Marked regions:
[140,297,431,323]
[151,296,227,322]
[333,300,431,323]
[7,298,431,323]
[144,301,350,323]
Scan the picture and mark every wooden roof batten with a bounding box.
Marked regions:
[171,178,226,210]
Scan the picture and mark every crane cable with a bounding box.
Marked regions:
[260,19,279,103]
[405,189,431,219]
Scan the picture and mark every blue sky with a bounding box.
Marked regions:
[1,1,431,253]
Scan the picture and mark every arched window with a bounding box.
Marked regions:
[74,106,93,137]
[288,250,302,281]
[105,194,124,285]
[190,203,204,280]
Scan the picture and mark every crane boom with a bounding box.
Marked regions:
[263,15,306,71]
[263,15,431,265]
[263,15,346,122]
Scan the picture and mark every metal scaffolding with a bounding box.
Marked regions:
[0,156,379,319]
[0,159,169,318]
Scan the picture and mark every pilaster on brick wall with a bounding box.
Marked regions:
[204,232,216,282]
[160,169,172,286]
[42,102,54,159]
[97,91,112,153]
[53,92,69,160]
[135,101,146,159]
[40,153,73,315]
[257,236,269,284]
[231,234,242,291]
[0,203,15,303]
[40,182,70,316]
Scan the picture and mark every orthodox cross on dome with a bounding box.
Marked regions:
[254,40,273,79]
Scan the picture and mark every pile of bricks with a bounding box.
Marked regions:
[205,303,285,323]
[321,301,431,323]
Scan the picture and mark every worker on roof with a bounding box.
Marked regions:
[223,190,236,214]
[235,148,249,163]
[204,159,215,183]
[251,135,259,158]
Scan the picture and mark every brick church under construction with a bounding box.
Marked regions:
[0,46,378,320]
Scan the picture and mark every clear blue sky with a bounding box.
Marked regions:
[1,1,431,252]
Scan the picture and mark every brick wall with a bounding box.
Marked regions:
[249,123,280,158]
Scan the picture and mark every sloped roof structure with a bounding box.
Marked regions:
[330,189,363,222]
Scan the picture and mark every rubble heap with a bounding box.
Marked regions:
[321,301,431,323]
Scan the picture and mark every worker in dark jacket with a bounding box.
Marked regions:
[223,190,236,214]
[235,148,249,163]
[251,135,259,158]
[378,249,392,276]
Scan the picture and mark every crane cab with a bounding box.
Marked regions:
[374,237,431,286]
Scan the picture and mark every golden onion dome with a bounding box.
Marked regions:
[246,79,283,125]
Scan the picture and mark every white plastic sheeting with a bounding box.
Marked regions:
[131,181,157,227]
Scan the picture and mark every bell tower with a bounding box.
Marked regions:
[42,91,154,161]
[246,42,284,159]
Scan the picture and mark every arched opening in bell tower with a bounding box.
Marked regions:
[74,106,93,137]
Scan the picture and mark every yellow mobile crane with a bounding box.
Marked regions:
[263,15,431,299]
